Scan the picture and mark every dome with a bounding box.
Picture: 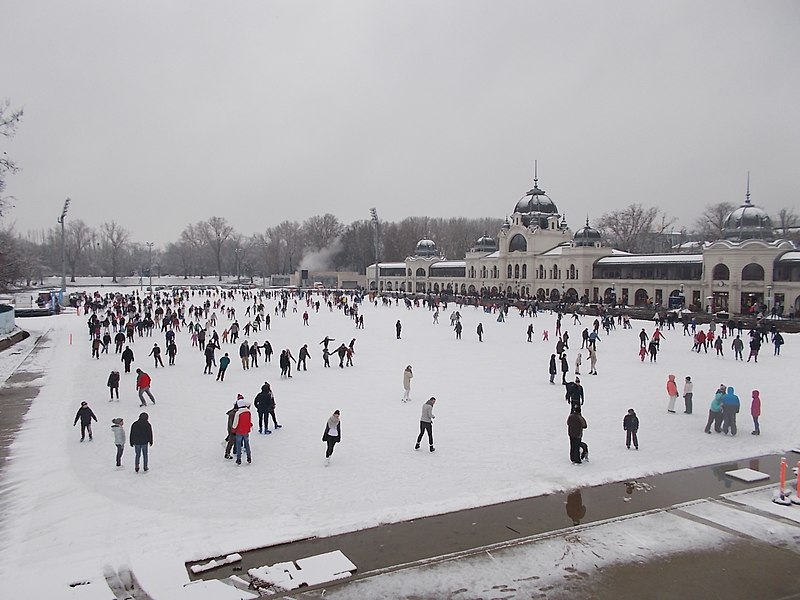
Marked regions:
[721,184,773,241]
[415,238,439,257]
[512,174,560,228]
[472,233,497,252]
[573,217,602,247]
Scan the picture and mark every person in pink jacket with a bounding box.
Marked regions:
[666,374,678,413]
[750,390,761,435]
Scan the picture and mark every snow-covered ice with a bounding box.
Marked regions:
[0,291,795,596]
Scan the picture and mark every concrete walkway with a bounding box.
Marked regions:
[188,453,800,598]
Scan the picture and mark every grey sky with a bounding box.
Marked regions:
[2,0,799,247]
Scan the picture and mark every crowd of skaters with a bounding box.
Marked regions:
[72,287,784,472]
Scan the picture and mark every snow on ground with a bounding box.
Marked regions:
[0,291,795,594]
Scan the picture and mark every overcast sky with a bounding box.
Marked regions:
[2,1,799,247]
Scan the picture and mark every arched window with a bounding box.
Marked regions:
[492,266,498,278]
[741,263,765,281]
[509,234,527,252]
[481,266,487,278]
[522,264,527,279]
[538,265,545,279]
[469,266,475,278]
[712,263,730,280]
[569,264,576,279]
[507,264,513,278]
[415,268,426,277]
[514,264,520,279]
[634,288,649,306]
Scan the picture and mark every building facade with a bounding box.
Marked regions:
[367,175,800,315]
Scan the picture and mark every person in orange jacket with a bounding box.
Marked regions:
[666,374,678,413]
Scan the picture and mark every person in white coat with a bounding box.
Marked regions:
[111,417,125,467]
[402,365,413,402]
[683,376,694,414]
[415,397,436,452]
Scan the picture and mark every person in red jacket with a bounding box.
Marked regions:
[751,390,761,435]
[231,394,252,464]
[136,369,156,407]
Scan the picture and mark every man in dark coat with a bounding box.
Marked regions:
[73,401,97,441]
[253,382,280,434]
[565,377,584,412]
[129,412,153,472]
[121,346,135,373]
[567,407,588,464]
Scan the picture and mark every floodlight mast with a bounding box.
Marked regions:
[57,198,71,298]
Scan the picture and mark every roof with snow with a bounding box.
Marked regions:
[596,254,702,265]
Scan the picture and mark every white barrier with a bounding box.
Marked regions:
[0,304,15,336]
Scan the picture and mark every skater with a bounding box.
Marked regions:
[217,352,231,381]
[298,344,311,371]
[335,344,347,369]
[73,401,97,441]
[320,336,335,351]
[148,343,164,368]
[773,332,784,356]
[415,397,436,452]
[704,384,726,433]
[107,370,120,400]
[666,374,678,413]
[166,340,177,365]
[121,345,134,373]
[129,412,153,473]
[454,321,462,340]
[135,368,156,406]
[322,347,331,368]
[747,336,760,363]
[527,323,534,342]
[239,341,250,369]
[476,322,483,342]
[732,335,744,361]
[623,408,639,449]
[549,354,557,384]
[751,390,761,435]
[223,400,238,459]
[232,396,252,464]
[111,417,125,467]
[91,336,101,359]
[574,352,582,375]
[203,341,217,374]
[560,353,569,384]
[683,376,693,414]
[565,376,584,412]
[567,406,588,464]
[396,320,402,339]
[721,386,740,436]
[402,365,413,402]
[254,382,280,434]
[322,409,341,465]
[587,346,598,375]
[638,345,647,362]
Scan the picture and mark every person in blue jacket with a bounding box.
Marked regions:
[721,386,740,436]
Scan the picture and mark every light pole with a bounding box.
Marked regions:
[561,281,565,303]
[767,284,772,313]
[57,198,71,300]
[611,282,616,305]
[146,242,154,293]
[370,208,380,294]
[234,248,242,285]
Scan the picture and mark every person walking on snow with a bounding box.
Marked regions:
[415,397,436,452]
[704,384,726,433]
[402,365,413,402]
[750,390,761,435]
[623,408,639,449]
[107,370,120,400]
[721,386,740,436]
[666,374,679,413]
[322,410,342,465]
[231,395,252,464]
[567,406,588,464]
[73,401,97,441]
[111,417,125,467]
[136,369,156,406]
[683,376,693,414]
[129,412,153,473]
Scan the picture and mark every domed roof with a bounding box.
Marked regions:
[513,182,559,217]
[721,181,773,241]
[573,217,602,247]
[472,233,497,252]
[415,238,439,257]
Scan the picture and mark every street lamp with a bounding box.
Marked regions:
[146,242,154,293]
[561,281,565,302]
[767,284,772,313]
[57,198,71,300]
[611,281,616,305]
[370,208,380,294]
[234,248,242,285]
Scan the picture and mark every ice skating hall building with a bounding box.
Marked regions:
[366,175,800,315]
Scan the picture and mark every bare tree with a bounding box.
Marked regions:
[273,220,303,273]
[775,208,798,239]
[200,216,234,281]
[101,221,130,282]
[179,223,208,277]
[596,204,675,253]
[302,214,344,251]
[693,202,735,242]
[0,99,23,215]
[65,219,94,281]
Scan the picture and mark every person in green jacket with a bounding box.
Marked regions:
[217,353,231,381]
[704,384,725,433]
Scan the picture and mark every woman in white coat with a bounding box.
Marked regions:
[402,365,413,402]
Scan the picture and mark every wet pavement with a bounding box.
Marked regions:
[188,453,799,597]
